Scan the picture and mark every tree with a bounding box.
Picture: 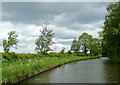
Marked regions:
[89,38,101,56]
[60,47,66,53]
[35,22,54,54]
[102,2,120,58]
[78,32,92,55]
[3,31,18,53]
[71,37,80,53]
[98,31,107,56]
[67,49,72,54]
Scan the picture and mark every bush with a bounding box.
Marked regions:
[10,52,17,59]
[16,54,26,60]
[72,52,86,56]
[2,53,10,60]
[25,54,34,59]
[67,50,72,54]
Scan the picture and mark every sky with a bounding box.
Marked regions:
[0,2,111,53]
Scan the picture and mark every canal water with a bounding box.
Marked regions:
[21,57,119,83]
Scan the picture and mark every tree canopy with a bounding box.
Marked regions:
[3,31,18,53]
[78,32,92,55]
[35,22,54,54]
[102,2,120,58]
[71,38,80,53]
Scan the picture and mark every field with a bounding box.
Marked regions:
[2,54,100,84]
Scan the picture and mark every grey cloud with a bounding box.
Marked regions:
[2,2,110,26]
[2,2,110,32]
[57,41,72,45]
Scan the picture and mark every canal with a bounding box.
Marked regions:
[21,57,119,83]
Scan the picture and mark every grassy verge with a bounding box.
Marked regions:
[0,53,2,85]
[2,56,100,84]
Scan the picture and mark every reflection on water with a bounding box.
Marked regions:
[21,57,119,83]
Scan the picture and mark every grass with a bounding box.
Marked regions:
[2,56,100,84]
[0,53,2,85]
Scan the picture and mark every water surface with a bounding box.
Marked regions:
[21,57,119,83]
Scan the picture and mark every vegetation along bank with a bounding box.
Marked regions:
[2,53,101,84]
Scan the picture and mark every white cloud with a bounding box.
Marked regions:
[0,20,103,53]
[50,43,71,53]
[0,22,40,53]
[53,38,73,42]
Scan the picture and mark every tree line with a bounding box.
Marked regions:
[2,23,101,56]
[1,2,120,60]
[70,32,101,56]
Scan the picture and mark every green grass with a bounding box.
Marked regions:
[2,56,100,84]
[0,53,2,85]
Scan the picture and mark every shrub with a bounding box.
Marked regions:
[72,52,86,56]
[67,50,72,54]
[10,52,17,60]
[2,53,10,60]
[16,54,26,60]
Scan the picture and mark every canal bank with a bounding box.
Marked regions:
[20,57,120,83]
[2,56,100,85]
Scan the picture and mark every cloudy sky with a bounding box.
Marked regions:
[0,2,111,53]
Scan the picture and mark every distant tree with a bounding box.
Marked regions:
[89,38,101,56]
[78,32,92,55]
[102,2,120,58]
[35,22,54,54]
[67,49,72,54]
[71,38,80,53]
[60,47,66,53]
[3,31,18,53]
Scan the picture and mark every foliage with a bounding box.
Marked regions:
[72,52,86,56]
[89,38,101,56]
[60,47,66,53]
[102,2,120,60]
[2,52,90,61]
[71,38,80,53]
[78,32,92,55]
[67,50,72,54]
[2,31,18,53]
[35,22,54,54]
[111,56,120,63]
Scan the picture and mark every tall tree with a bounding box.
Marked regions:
[3,31,18,53]
[102,2,120,57]
[89,38,101,56]
[78,32,92,55]
[35,22,54,54]
[71,37,80,53]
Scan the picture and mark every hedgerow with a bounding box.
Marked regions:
[2,52,86,61]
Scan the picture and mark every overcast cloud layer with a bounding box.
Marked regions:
[0,2,110,53]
